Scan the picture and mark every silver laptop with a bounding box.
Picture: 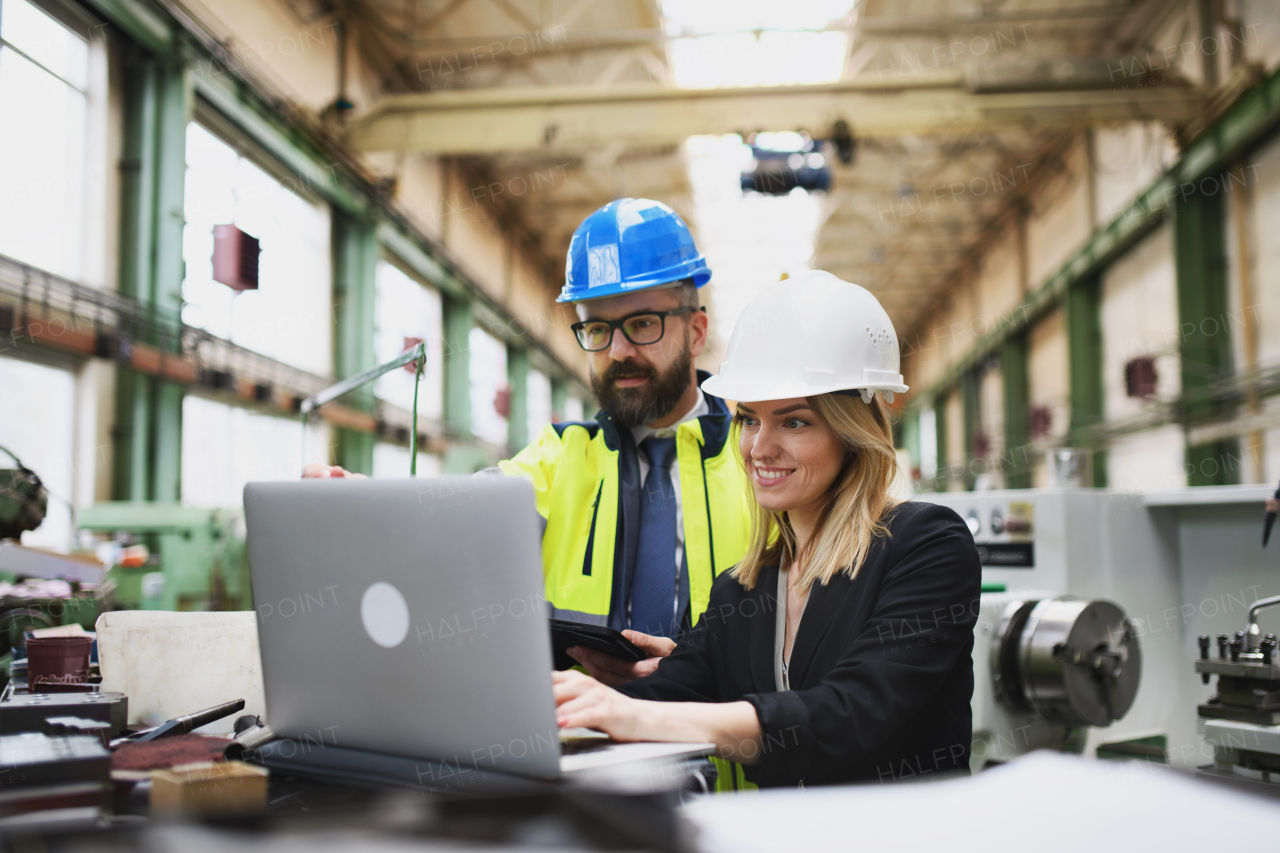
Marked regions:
[244,477,711,782]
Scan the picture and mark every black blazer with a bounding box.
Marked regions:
[618,501,981,788]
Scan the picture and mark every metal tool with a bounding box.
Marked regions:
[113,699,245,747]
[1243,594,1280,655]
[1194,594,1280,788]
[992,597,1141,727]
[78,504,248,610]
[1264,479,1280,547]
[299,342,427,476]
[0,692,128,737]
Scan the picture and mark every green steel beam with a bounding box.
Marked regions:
[118,61,156,304]
[902,410,920,481]
[152,382,183,502]
[912,64,1280,412]
[1002,334,1031,489]
[443,295,473,436]
[112,60,156,501]
[375,222,465,299]
[1175,188,1239,486]
[1176,65,1280,185]
[151,63,188,502]
[333,214,378,474]
[152,61,189,317]
[551,376,569,423]
[1066,276,1107,487]
[961,370,980,490]
[934,393,949,491]
[112,58,187,502]
[82,0,173,55]
[191,75,364,216]
[111,371,149,501]
[507,345,530,451]
[150,60,189,503]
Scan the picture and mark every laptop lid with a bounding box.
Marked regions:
[244,477,560,781]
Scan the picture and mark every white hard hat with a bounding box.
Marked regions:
[701,270,908,404]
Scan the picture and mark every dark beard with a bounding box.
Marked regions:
[590,340,694,429]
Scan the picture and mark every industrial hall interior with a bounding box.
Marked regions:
[4,0,1280,847]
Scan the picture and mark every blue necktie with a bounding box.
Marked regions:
[631,436,678,638]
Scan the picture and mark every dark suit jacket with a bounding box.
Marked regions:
[618,501,981,788]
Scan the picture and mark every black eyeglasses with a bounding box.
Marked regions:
[571,307,703,352]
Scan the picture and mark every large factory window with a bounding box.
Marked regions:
[0,0,90,279]
[180,395,331,509]
[0,357,74,548]
[468,327,508,447]
[562,395,585,423]
[371,443,441,479]
[526,367,552,441]
[181,122,332,376]
[374,259,444,422]
[661,0,853,88]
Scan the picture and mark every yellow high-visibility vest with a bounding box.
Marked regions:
[498,381,752,630]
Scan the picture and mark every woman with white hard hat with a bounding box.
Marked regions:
[553,271,981,789]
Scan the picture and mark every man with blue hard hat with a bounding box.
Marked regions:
[498,198,752,685]
[304,199,752,684]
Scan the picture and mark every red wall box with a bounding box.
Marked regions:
[211,224,261,291]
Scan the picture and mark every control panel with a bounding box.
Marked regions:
[958,500,1035,568]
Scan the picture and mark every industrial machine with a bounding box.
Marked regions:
[1194,594,1280,789]
[77,504,249,611]
[918,488,1185,769]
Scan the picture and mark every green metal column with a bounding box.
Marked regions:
[961,370,980,490]
[112,372,151,502]
[112,58,188,502]
[902,410,920,484]
[150,61,188,502]
[551,376,568,423]
[332,214,378,474]
[933,393,949,491]
[506,345,530,452]
[1066,276,1107,487]
[1175,185,1239,486]
[442,295,473,436]
[1002,334,1032,489]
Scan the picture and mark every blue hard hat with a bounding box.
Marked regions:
[558,198,711,303]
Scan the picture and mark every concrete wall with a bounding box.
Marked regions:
[1230,129,1280,483]
[978,359,1004,487]
[904,136,1093,399]
[944,387,964,491]
[904,56,1280,496]
[978,227,1026,331]
[1092,124,1178,225]
[1026,141,1094,286]
[1100,225,1185,491]
[1027,307,1068,488]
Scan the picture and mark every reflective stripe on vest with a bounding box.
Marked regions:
[499,414,751,625]
[710,756,759,793]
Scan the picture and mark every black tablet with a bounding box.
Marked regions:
[550,619,647,671]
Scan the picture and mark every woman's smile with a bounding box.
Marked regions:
[752,464,795,485]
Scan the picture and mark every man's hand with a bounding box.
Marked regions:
[566,629,675,686]
[1268,498,1279,514]
[301,463,367,479]
[553,669,647,740]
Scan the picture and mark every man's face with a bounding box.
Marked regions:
[576,288,708,427]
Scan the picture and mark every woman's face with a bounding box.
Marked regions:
[735,397,846,518]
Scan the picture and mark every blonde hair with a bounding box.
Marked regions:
[730,392,900,592]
